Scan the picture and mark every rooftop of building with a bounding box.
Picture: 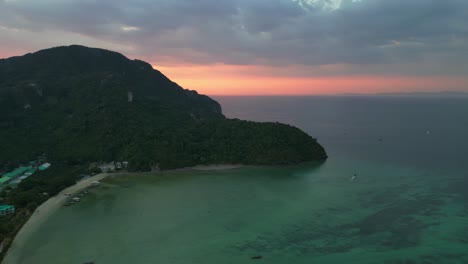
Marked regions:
[0,205,15,210]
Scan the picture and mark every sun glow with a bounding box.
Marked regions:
[155,64,468,96]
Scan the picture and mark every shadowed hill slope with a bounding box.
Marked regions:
[0,45,327,170]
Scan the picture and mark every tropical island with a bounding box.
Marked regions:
[0,45,327,260]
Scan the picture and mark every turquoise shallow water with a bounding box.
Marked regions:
[15,96,468,263]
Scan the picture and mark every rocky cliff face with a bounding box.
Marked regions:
[0,45,223,120]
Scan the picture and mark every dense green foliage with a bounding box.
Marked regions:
[0,45,327,171]
[0,45,326,259]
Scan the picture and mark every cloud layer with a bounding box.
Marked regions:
[1,0,467,77]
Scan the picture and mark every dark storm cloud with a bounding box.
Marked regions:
[1,0,467,72]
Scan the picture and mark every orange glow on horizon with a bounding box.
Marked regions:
[155,64,468,96]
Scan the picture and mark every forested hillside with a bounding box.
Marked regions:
[0,45,327,171]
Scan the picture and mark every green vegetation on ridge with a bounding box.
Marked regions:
[0,46,326,259]
[0,45,327,171]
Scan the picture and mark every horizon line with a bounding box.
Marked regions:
[208,91,468,97]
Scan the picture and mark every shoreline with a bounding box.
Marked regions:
[170,164,244,171]
[2,172,110,264]
[2,164,243,264]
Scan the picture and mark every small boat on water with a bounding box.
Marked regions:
[91,181,101,186]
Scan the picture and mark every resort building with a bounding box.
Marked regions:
[0,167,29,187]
[0,205,15,216]
[0,177,11,187]
[0,166,38,187]
[24,167,37,176]
[98,162,116,172]
[38,163,51,171]
[2,167,29,179]
[92,161,128,173]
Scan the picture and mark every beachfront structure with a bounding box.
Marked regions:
[38,163,51,171]
[0,205,15,216]
[0,166,37,187]
[93,161,128,173]
[24,167,36,176]
[1,167,29,187]
[10,175,30,185]
[0,177,11,187]
[98,162,116,172]
[2,167,29,179]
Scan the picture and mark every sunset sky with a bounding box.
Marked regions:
[1,0,467,95]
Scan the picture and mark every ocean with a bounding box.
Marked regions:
[12,96,468,264]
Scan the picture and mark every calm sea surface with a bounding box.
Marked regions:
[15,96,468,263]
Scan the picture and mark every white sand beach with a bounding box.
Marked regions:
[2,172,110,264]
[186,164,243,171]
[2,164,244,264]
